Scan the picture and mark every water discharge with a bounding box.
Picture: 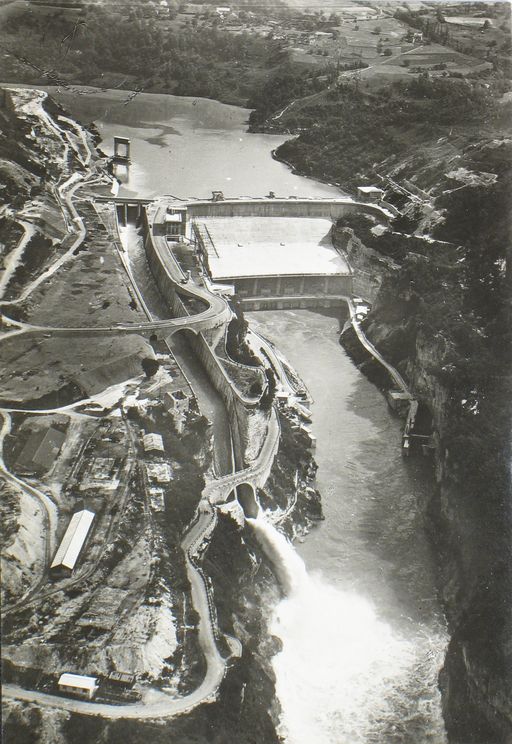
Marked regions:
[248,515,418,744]
[247,311,447,744]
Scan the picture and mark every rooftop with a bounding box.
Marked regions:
[17,427,66,471]
[58,673,98,690]
[51,510,95,571]
[145,462,173,483]
[143,432,165,452]
[196,216,350,280]
[357,186,384,194]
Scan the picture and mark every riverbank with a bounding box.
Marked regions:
[4,80,508,742]
[38,86,342,201]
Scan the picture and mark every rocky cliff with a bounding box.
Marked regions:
[335,140,511,741]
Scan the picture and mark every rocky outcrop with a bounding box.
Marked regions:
[0,481,46,605]
[338,221,511,743]
[334,225,398,304]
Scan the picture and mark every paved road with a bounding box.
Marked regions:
[347,299,410,395]
[2,411,281,718]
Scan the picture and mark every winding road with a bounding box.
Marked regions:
[1,85,412,722]
[1,87,278,721]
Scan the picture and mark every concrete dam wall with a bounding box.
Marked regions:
[184,198,388,222]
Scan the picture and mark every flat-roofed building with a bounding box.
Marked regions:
[357,186,385,202]
[145,462,173,484]
[165,209,186,239]
[149,487,166,511]
[107,671,136,688]
[51,510,95,576]
[58,673,98,700]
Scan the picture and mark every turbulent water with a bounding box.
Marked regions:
[247,310,448,744]
[249,516,423,744]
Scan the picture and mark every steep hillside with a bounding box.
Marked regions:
[272,77,511,192]
[333,129,511,742]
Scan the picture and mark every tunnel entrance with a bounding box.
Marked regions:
[237,483,259,518]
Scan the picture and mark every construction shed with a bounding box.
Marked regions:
[16,427,66,473]
[107,671,136,689]
[58,673,98,700]
[50,510,95,576]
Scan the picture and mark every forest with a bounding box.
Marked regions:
[273,77,509,190]
[0,5,285,104]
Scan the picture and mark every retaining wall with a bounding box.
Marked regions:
[143,213,264,470]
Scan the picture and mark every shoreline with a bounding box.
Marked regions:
[270,145,349,198]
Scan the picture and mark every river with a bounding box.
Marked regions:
[58,88,447,742]
[247,310,447,744]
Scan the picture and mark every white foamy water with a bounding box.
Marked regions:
[249,515,445,744]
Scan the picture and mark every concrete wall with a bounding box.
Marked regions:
[240,296,350,312]
[143,213,263,469]
[185,198,389,225]
[233,274,353,298]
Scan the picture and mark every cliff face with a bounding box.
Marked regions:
[335,173,512,742]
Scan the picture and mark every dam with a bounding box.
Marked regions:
[143,194,392,310]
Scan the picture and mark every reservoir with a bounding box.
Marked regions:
[59,88,447,742]
[50,88,341,200]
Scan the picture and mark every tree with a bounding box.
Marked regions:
[141,358,160,378]
[260,369,276,411]
[383,47,393,56]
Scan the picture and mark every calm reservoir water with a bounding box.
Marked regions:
[59,89,447,742]
[50,87,342,200]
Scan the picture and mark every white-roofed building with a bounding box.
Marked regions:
[149,487,166,512]
[143,432,165,453]
[145,462,173,484]
[165,208,186,238]
[51,510,95,576]
[357,186,385,202]
[58,673,98,700]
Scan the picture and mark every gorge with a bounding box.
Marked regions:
[1,74,510,744]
